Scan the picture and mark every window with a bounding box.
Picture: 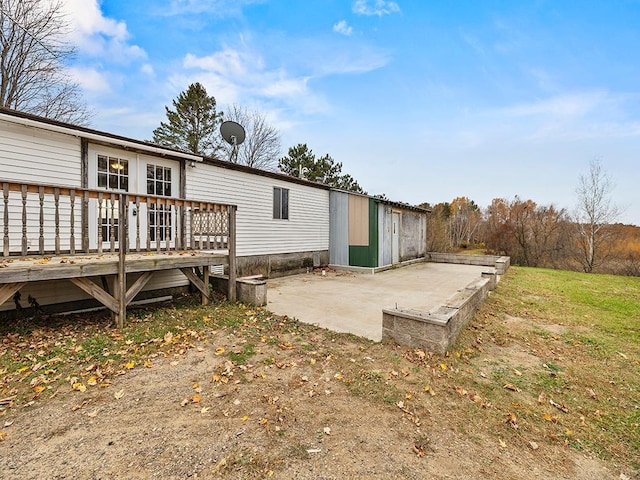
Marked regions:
[273,187,289,220]
[147,164,172,241]
[98,155,129,191]
[146,164,172,196]
[99,201,119,243]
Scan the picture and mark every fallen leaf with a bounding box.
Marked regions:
[87,376,98,386]
[241,415,249,422]
[513,369,522,376]
[498,439,507,448]
[201,407,210,414]
[529,441,539,450]
[114,390,125,400]
[550,399,569,413]
[125,361,135,370]
[215,347,226,355]
[191,395,201,403]
[34,385,46,394]
[413,444,425,457]
[87,409,99,418]
[73,382,87,392]
[0,432,7,441]
[180,398,189,407]
[503,383,521,392]
[323,427,331,435]
[164,332,173,344]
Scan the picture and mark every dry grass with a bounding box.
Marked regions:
[0,267,638,478]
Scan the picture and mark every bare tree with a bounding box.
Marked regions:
[574,159,621,273]
[0,0,90,124]
[220,104,281,170]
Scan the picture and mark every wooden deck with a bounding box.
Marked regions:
[1,180,237,326]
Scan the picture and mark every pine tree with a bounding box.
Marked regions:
[278,143,365,193]
[152,83,222,156]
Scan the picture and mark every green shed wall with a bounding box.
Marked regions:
[348,198,378,267]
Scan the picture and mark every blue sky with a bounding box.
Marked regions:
[63,0,640,225]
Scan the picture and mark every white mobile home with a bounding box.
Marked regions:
[0,108,328,315]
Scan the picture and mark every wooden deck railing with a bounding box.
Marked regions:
[1,181,236,257]
[1,180,238,326]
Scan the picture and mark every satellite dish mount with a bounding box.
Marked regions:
[220,121,246,163]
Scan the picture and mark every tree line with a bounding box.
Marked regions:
[421,161,638,276]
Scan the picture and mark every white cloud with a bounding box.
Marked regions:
[333,20,353,36]
[162,0,264,16]
[141,64,155,76]
[353,0,400,17]
[502,91,613,118]
[67,66,111,92]
[178,46,328,114]
[59,0,146,61]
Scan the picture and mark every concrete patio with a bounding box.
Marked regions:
[266,262,493,342]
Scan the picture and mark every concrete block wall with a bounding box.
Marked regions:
[382,276,492,354]
[426,252,510,275]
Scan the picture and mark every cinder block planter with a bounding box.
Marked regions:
[426,252,510,274]
[382,276,492,353]
[211,275,267,306]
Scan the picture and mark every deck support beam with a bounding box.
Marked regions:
[70,277,119,313]
[180,267,210,304]
[0,282,26,307]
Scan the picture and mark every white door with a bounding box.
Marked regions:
[87,148,179,250]
[139,159,179,249]
[392,212,400,264]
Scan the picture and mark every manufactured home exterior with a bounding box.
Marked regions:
[0,108,328,314]
[329,190,429,269]
[185,159,329,278]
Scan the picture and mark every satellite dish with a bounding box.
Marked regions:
[220,121,245,163]
[220,121,246,146]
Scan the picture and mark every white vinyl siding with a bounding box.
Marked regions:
[186,164,329,257]
[0,119,81,185]
[0,120,82,254]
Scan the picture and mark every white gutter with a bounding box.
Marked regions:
[0,112,204,163]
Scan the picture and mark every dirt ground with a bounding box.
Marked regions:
[0,310,637,480]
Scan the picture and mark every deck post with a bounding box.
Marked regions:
[202,265,210,305]
[115,194,127,328]
[227,205,237,302]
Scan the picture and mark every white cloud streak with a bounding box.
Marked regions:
[333,20,353,36]
[353,0,400,17]
[176,47,326,114]
[161,0,264,16]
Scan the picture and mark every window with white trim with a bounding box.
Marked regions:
[273,187,289,220]
[97,154,129,191]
